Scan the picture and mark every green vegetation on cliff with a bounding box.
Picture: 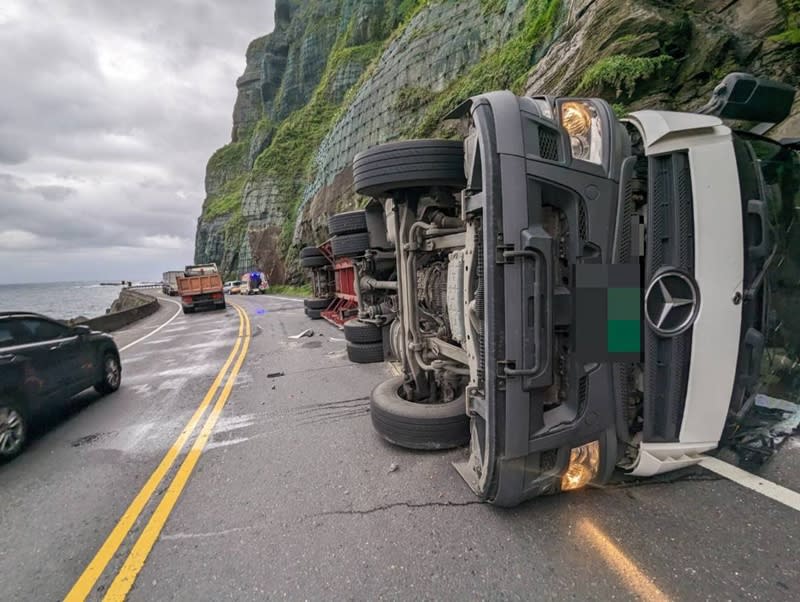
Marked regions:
[252,41,385,251]
[771,0,800,44]
[203,174,247,220]
[266,283,312,297]
[196,0,799,282]
[412,0,560,136]
[579,54,675,98]
[202,140,248,219]
[251,2,425,254]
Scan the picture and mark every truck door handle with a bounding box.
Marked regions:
[747,200,769,259]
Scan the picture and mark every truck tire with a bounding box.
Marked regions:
[300,246,322,258]
[332,232,370,258]
[346,341,384,363]
[343,319,382,344]
[370,376,469,450]
[328,210,367,236]
[301,255,329,268]
[0,399,29,462]
[353,140,466,198]
[305,307,323,320]
[304,298,330,310]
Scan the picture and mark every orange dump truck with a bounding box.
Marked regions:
[176,263,226,314]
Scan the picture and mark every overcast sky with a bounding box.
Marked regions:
[0,0,275,284]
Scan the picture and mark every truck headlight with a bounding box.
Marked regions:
[561,440,600,491]
[560,101,603,165]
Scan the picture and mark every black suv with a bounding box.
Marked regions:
[0,312,121,460]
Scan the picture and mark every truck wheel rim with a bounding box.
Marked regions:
[105,357,121,388]
[0,408,24,455]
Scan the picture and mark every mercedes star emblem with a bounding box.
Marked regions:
[644,271,699,337]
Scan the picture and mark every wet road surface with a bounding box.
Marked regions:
[1,294,797,601]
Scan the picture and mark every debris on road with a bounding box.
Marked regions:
[388,463,399,473]
[267,371,285,378]
[329,337,346,343]
[755,394,799,414]
[288,328,314,339]
[725,394,800,467]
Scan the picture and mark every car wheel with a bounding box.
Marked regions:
[305,307,323,320]
[328,210,367,236]
[304,298,330,310]
[331,232,370,258]
[353,140,466,198]
[343,319,382,344]
[0,401,28,461]
[301,255,329,268]
[346,341,384,363]
[95,352,122,394]
[370,376,469,450]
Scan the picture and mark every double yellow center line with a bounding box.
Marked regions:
[65,304,252,601]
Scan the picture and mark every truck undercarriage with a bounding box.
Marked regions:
[303,73,797,506]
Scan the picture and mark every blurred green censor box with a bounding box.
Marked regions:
[575,264,642,362]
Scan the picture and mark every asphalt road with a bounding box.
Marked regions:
[1,294,797,601]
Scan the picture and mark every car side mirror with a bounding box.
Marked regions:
[72,324,91,336]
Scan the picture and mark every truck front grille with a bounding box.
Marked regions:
[643,152,695,442]
[538,127,560,162]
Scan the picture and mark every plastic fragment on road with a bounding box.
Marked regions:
[329,337,346,343]
[727,394,800,466]
[255,308,266,315]
[288,329,314,339]
[267,371,285,378]
[755,394,799,414]
[388,463,399,473]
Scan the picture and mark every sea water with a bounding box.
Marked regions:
[0,282,124,320]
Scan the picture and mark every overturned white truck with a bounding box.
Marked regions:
[334,73,798,506]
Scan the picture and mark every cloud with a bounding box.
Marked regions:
[33,185,76,202]
[0,141,30,165]
[0,0,275,283]
[0,230,44,251]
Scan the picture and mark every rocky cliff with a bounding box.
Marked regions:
[195,0,799,281]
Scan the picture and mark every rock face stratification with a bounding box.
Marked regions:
[195,0,799,281]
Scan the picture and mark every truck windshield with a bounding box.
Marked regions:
[748,136,800,398]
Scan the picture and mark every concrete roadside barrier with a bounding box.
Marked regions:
[76,289,160,333]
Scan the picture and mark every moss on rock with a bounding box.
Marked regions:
[579,54,675,98]
[411,0,561,137]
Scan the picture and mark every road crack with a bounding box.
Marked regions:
[315,500,485,517]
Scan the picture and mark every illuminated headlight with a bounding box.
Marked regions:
[560,101,603,165]
[561,440,600,491]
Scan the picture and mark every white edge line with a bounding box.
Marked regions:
[118,297,183,353]
[700,456,800,512]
